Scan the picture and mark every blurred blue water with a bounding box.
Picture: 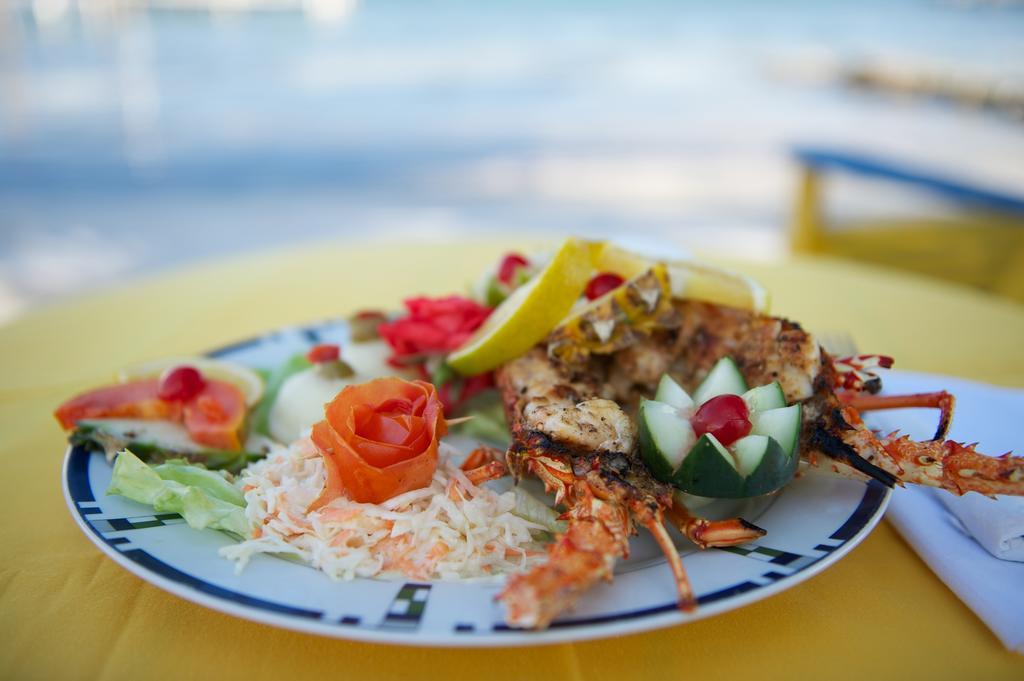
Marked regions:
[0,1,1022,319]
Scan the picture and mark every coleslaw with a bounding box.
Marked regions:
[220,440,555,582]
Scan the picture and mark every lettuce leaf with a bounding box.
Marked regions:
[106,449,251,537]
[151,459,246,506]
[511,487,566,534]
[250,353,313,438]
[450,389,511,447]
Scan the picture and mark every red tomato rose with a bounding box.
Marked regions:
[309,377,447,507]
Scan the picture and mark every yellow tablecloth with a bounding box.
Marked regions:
[2,241,1023,680]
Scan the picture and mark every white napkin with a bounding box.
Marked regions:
[873,371,1024,653]
[938,493,1024,562]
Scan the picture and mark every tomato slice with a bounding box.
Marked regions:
[55,378,247,451]
[309,377,446,506]
[55,380,181,430]
[182,380,247,451]
[308,422,346,510]
[310,417,439,506]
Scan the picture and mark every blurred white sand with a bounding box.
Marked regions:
[1,1,1023,323]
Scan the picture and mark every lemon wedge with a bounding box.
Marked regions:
[448,238,594,375]
[589,242,652,279]
[668,261,770,312]
[118,356,265,406]
[592,243,770,313]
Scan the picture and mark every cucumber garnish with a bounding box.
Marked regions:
[750,404,802,457]
[742,381,786,413]
[692,357,748,405]
[673,433,744,498]
[638,399,697,482]
[731,434,797,497]
[638,362,803,499]
[654,375,695,412]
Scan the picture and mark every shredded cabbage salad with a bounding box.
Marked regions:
[219,441,553,581]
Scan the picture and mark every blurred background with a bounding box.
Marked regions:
[2,0,1024,324]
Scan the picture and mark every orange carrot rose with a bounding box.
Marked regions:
[309,377,447,507]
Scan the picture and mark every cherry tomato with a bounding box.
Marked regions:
[306,343,341,364]
[691,394,751,446]
[157,366,206,402]
[497,253,530,285]
[585,272,625,300]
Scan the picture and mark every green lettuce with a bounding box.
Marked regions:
[512,487,566,534]
[450,389,511,447]
[249,353,313,437]
[106,449,251,537]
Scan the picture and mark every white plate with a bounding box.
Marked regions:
[62,319,891,647]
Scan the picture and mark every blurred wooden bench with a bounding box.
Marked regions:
[790,148,1024,304]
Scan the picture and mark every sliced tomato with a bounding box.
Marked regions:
[182,380,248,451]
[308,421,348,510]
[310,417,439,506]
[308,377,446,506]
[55,378,247,451]
[55,380,181,430]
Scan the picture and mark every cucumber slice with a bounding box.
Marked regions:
[671,432,798,499]
[76,419,204,452]
[672,433,744,498]
[692,357,748,405]
[742,381,786,413]
[654,375,695,413]
[70,418,258,472]
[733,434,773,477]
[732,434,798,496]
[750,404,802,457]
[638,399,697,483]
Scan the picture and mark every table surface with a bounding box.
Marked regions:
[2,240,1023,681]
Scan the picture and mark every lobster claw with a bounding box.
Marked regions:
[839,390,955,441]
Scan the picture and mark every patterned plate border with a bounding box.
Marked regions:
[60,320,892,647]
